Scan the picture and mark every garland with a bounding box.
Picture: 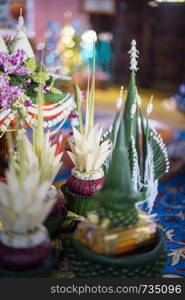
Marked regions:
[0,93,77,136]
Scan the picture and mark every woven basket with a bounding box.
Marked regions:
[68,232,166,278]
[61,184,99,216]
[99,206,139,228]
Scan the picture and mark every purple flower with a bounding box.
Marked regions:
[24,99,32,107]
[24,77,31,86]
[0,49,32,75]
[44,85,51,92]
[0,74,24,108]
[82,91,87,98]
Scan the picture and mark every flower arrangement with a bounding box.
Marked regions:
[62,47,111,216]
[0,132,58,275]
[27,76,65,237]
[0,11,64,136]
[0,11,76,181]
[32,80,63,183]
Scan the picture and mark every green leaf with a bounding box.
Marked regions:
[149,128,168,180]
[85,66,90,135]
[96,116,143,209]
[50,87,62,95]
[88,47,96,133]
[30,91,67,104]
[31,72,49,84]
[123,72,137,145]
[25,58,37,71]
[5,37,20,53]
[74,84,84,135]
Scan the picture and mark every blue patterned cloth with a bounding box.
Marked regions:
[152,174,185,278]
[136,174,185,278]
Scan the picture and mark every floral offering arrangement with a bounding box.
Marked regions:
[30,79,66,237]
[0,10,75,137]
[67,40,169,278]
[0,8,171,278]
[0,10,78,182]
[0,131,59,277]
[0,74,68,276]
[62,47,111,216]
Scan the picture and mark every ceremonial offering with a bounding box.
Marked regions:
[0,0,183,282]
[110,39,169,214]
[27,80,66,237]
[67,40,168,278]
[0,133,59,277]
[75,212,157,256]
[0,11,63,133]
[0,10,76,179]
[62,48,111,216]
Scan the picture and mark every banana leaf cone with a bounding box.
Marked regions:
[95,112,144,228]
[123,72,137,145]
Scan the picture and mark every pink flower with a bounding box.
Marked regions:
[24,99,32,107]
[0,74,24,108]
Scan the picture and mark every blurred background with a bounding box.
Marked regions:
[1,0,184,89]
[0,0,185,171]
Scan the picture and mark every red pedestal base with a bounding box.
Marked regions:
[0,237,52,271]
[66,176,104,196]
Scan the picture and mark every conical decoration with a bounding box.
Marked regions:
[12,9,35,58]
[95,114,144,228]
[122,40,169,212]
[0,36,8,54]
[123,40,139,146]
[96,115,143,206]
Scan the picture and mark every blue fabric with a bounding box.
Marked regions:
[139,173,185,278]
[152,175,185,278]
[54,170,70,183]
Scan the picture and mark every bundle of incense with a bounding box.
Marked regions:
[75,218,157,256]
